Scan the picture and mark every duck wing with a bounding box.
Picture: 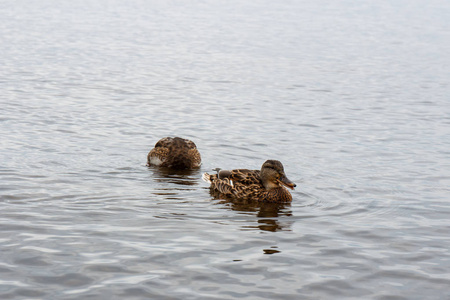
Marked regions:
[203,169,262,198]
[228,169,261,185]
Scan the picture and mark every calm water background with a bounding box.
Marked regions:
[1,1,450,299]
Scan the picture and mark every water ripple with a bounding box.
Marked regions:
[1,0,450,299]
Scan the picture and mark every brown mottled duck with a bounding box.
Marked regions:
[147,137,201,170]
[202,160,296,203]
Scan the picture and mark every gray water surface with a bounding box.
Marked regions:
[1,1,450,299]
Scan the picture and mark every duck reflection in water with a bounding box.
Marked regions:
[148,166,201,202]
[215,200,293,232]
[150,166,201,186]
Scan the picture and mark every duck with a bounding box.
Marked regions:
[202,160,296,203]
[147,137,201,169]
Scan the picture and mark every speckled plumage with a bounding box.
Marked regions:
[202,160,296,203]
[147,137,201,169]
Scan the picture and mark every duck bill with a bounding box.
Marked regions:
[278,176,296,190]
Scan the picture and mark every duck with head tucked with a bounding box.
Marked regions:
[202,160,296,203]
[147,137,201,170]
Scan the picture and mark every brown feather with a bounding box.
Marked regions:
[203,160,295,203]
[147,137,201,169]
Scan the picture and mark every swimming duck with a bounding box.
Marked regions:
[202,160,296,203]
[147,137,201,169]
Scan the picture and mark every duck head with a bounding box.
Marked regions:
[260,160,296,191]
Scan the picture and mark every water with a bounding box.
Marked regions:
[1,0,449,299]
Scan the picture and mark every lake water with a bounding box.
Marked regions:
[1,1,449,299]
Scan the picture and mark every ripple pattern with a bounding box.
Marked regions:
[1,0,450,299]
